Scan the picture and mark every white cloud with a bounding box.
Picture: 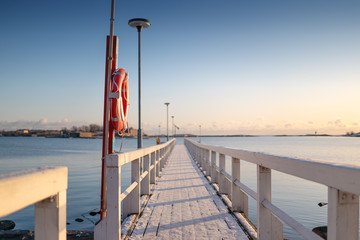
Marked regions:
[39,118,48,125]
[0,119,91,131]
[61,118,69,123]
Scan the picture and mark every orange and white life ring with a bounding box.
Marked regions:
[111,68,129,133]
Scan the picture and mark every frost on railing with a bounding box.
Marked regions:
[94,139,176,240]
[185,138,360,240]
[0,166,68,240]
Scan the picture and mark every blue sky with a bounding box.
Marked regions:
[0,0,359,135]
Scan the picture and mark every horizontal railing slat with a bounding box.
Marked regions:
[210,161,220,171]
[234,179,257,200]
[262,199,323,240]
[140,171,148,182]
[120,181,138,202]
[220,169,232,182]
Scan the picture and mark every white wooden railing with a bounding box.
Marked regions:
[185,138,360,240]
[0,166,68,240]
[94,139,176,240]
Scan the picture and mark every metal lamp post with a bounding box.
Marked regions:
[128,18,151,149]
[164,102,170,141]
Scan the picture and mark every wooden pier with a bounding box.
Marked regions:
[128,145,249,239]
[2,138,360,240]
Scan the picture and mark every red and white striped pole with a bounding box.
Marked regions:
[100,0,118,220]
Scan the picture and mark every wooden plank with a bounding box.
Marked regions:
[130,145,248,240]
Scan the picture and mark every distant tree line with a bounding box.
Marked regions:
[345,131,360,136]
[61,124,102,133]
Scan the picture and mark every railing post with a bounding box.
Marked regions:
[195,147,199,165]
[231,157,248,216]
[141,154,150,195]
[189,143,194,159]
[150,151,156,184]
[123,158,140,218]
[196,146,200,164]
[97,155,121,240]
[328,187,359,240]
[219,154,226,194]
[156,150,160,177]
[199,148,203,169]
[203,148,208,175]
[196,146,200,163]
[164,146,168,167]
[160,148,165,171]
[34,191,67,240]
[201,148,205,171]
[219,154,232,197]
[165,145,170,166]
[205,149,210,177]
[210,151,217,184]
[257,165,283,240]
[158,149,162,171]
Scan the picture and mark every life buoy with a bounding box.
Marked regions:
[111,68,129,133]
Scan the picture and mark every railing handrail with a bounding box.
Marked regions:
[186,138,360,196]
[0,166,68,240]
[184,138,360,240]
[0,166,68,217]
[107,138,176,167]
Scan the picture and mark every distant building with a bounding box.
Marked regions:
[16,129,29,135]
[127,128,145,137]
[129,128,138,137]
[79,132,95,138]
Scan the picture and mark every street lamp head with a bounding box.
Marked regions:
[128,18,151,32]
[164,102,170,106]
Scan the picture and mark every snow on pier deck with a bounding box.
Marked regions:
[129,145,248,240]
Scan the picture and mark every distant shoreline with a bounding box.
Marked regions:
[1,133,359,138]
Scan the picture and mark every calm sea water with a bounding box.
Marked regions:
[0,136,359,239]
[0,136,159,231]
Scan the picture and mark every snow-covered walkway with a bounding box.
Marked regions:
[129,145,249,240]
